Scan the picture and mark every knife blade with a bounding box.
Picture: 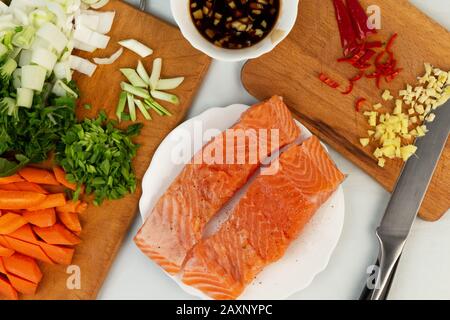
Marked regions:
[360,100,450,300]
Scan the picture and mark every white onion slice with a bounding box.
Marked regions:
[93,47,123,65]
[91,0,109,9]
[73,39,96,52]
[118,39,153,58]
[70,55,97,77]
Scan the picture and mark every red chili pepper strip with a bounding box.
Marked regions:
[341,82,354,95]
[319,73,340,88]
[333,0,359,57]
[346,0,376,40]
[350,71,364,82]
[357,49,376,65]
[375,51,386,66]
[355,97,366,112]
[385,33,398,53]
[364,41,383,49]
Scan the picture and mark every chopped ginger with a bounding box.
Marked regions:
[360,138,370,147]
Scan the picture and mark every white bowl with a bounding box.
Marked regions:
[170,0,300,62]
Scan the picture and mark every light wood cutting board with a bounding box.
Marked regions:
[242,0,450,221]
[20,0,211,299]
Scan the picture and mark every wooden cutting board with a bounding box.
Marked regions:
[242,0,450,221]
[21,0,210,299]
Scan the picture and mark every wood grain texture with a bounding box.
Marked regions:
[242,0,449,221]
[20,0,210,299]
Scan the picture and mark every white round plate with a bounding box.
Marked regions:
[139,104,345,300]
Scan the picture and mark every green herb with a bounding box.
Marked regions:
[0,154,29,177]
[83,103,92,110]
[56,111,143,205]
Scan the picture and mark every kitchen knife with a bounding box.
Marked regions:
[360,100,450,300]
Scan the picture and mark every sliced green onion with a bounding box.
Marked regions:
[136,60,150,85]
[151,90,180,105]
[21,64,46,92]
[144,99,163,116]
[116,91,127,121]
[120,68,147,88]
[145,97,172,116]
[156,77,184,90]
[120,82,150,99]
[127,92,136,121]
[118,39,153,58]
[149,57,162,90]
[135,99,151,120]
[16,88,34,108]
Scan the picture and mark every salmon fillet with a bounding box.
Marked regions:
[181,137,345,299]
[134,96,300,274]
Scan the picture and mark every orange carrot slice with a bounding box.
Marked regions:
[53,166,77,191]
[0,257,5,274]
[0,213,28,234]
[7,224,38,244]
[26,193,66,211]
[18,167,59,186]
[0,275,18,300]
[0,174,24,185]
[39,242,74,265]
[3,236,54,264]
[0,191,47,210]
[0,236,10,248]
[9,182,48,194]
[0,183,20,191]
[22,208,56,228]
[3,253,42,284]
[58,212,82,233]
[76,202,88,214]
[55,200,80,213]
[7,273,38,295]
[0,246,14,257]
[33,224,80,246]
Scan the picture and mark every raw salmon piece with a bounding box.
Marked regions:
[181,137,344,299]
[134,96,300,275]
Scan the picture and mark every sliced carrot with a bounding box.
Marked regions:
[0,235,11,248]
[7,224,39,244]
[39,242,74,265]
[0,275,18,300]
[23,208,56,228]
[3,253,42,284]
[0,174,24,185]
[26,193,66,211]
[76,202,88,214]
[10,181,48,194]
[3,236,54,264]
[33,224,80,246]
[53,166,77,191]
[0,183,20,191]
[18,167,59,186]
[0,213,28,234]
[0,257,5,274]
[0,246,14,257]
[0,191,47,210]
[58,212,82,233]
[7,273,38,295]
[55,200,80,213]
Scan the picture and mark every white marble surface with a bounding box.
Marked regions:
[98,0,450,300]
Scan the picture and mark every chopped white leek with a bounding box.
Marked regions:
[93,47,122,64]
[120,68,147,88]
[54,61,72,81]
[21,65,46,91]
[118,39,153,58]
[149,58,161,90]
[69,55,97,77]
[16,87,34,108]
[127,92,136,121]
[156,77,185,90]
[18,49,32,66]
[151,90,180,105]
[52,79,78,98]
[73,39,96,52]
[73,24,110,49]
[136,60,150,85]
[31,47,57,71]
[36,22,68,53]
[90,0,109,9]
